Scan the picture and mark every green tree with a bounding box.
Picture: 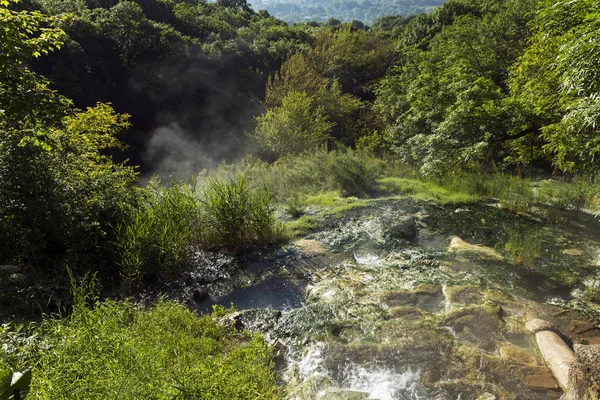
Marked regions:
[511,0,600,173]
[253,91,334,157]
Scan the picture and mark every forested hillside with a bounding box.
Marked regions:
[249,0,445,25]
[2,0,600,398]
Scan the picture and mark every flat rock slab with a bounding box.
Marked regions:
[526,367,559,389]
[570,320,597,334]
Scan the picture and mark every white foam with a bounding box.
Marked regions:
[298,343,328,379]
[341,364,422,400]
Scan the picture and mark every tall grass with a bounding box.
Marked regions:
[1,277,279,399]
[116,175,281,285]
[200,175,281,250]
[503,225,542,267]
[116,178,200,283]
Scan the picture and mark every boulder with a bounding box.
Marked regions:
[562,344,600,400]
[569,320,597,334]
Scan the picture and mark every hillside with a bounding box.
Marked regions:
[249,0,446,24]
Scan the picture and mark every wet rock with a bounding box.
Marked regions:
[8,273,26,286]
[236,308,282,333]
[414,284,444,312]
[448,237,503,260]
[287,375,333,400]
[388,306,425,321]
[500,344,537,366]
[377,284,443,313]
[526,318,555,333]
[569,320,597,334]
[562,344,600,400]
[446,285,482,305]
[442,305,504,352]
[192,288,209,302]
[385,217,417,242]
[535,330,575,390]
[562,249,584,256]
[296,239,326,257]
[526,367,559,389]
[377,290,416,308]
[317,389,369,400]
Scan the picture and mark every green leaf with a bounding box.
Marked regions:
[0,369,13,400]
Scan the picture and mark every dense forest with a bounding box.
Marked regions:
[249,0,444,25]
[2,0,600,398]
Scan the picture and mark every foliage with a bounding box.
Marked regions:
[0,0,67,130]
[0,102,139,272]
[0,284,279,399]
[511,0,600,173]
[253,90,334,157]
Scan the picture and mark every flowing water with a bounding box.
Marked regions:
[191,198,600,399]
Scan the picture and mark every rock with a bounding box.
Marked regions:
[570,320,597,334]
[385,217,417,241]
[389,306,425,321]
[562,344,600,400]
[192,288,209,302]
[296,239,326,256]
[443,306,504,352]
[446,285,482,305]
[317,389,369,400]
[8,273,26,286]
[526,318,555,333]
[476,393,496,400]
[526,367,559,389]
[448,237,503,260]
[534,330,575,390]
[562,248,584,256]
[500,344,536,366]
[0,265,20,275]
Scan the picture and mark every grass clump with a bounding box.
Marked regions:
[1,279,279,400]
[378,177,477,204]
[503,226,542,268]
[200,175,282,250]
[117,178,200,283]
[116,175,281,285]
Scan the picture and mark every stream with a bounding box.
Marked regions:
[189,198,600,399]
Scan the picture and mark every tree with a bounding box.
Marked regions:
[511,0,600,173]
[0,0,138,274]
[253,91,334,157]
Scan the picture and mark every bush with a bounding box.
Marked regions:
[0,281,279,399]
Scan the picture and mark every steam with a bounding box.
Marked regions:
[142,122,254,180]
[126,48,264,179]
